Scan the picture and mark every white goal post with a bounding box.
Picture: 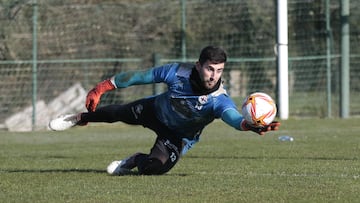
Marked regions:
[277,0,289,120]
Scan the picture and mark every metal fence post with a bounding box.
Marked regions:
[181,0,186,62]
[153,53,162,95]
[340,0,350,118]
[32,0,38,130]
[325,0,332,118]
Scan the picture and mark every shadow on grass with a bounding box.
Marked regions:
[0,168,105,173]
[0,169,191,176]
[186,155,358,161]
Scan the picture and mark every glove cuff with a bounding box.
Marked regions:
[95,79,115,94]
[240,120,249,131]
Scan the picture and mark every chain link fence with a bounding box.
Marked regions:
[0,0,359,131]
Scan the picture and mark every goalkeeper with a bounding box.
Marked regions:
[49,45,280,175]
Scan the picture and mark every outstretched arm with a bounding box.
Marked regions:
[112,69,154,88]
[221,108,280,136]
[85,69,155,112]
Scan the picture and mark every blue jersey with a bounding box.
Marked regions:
[111,63,244,143]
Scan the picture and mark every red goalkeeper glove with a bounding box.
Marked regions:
[241,120,281,136]
[85,79,115,112]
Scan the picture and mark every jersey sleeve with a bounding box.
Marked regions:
[151,63,179,83]
[215,94,243,130]
[214,95,244,130]
[111,63,179,88]
[112,69,154,88]
[221,108,244,130]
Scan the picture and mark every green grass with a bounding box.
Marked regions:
[1,119,360,203]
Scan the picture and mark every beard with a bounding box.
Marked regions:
[190,67,221,95]
[203,78,217,89]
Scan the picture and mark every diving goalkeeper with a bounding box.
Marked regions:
[49,45,280,175]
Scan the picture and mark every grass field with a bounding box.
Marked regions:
[1,118,360,203]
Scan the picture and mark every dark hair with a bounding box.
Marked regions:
[198,45,227,66]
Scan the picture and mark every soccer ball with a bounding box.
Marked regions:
[241,92,277,127]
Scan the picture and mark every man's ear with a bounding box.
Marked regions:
[195,61,201,71]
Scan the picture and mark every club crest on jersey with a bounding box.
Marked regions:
[195,95,207,110]
[198,95,208,104]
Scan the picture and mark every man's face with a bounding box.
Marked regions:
[195,60,225,89]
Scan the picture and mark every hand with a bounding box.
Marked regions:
[241,120,281,136]
[85,88,101,112]
[85,79,115,112]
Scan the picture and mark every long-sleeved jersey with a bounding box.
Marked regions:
[111,62,244,141]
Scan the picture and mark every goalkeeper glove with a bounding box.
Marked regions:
[241,120,280,136]
[85,79,115,112]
